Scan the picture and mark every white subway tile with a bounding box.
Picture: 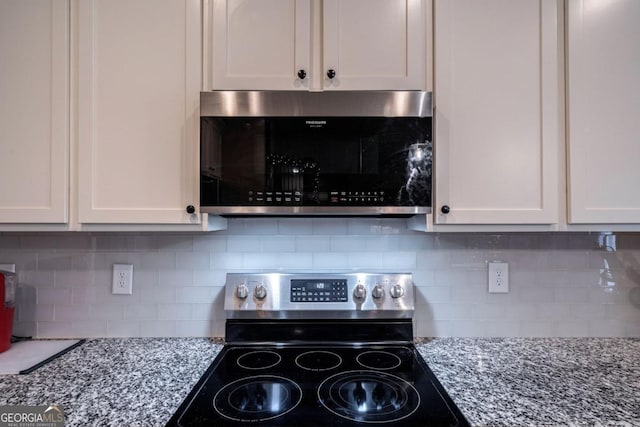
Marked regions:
[13,321,36,337]
[37,254,73,271]
[411,270,436,286]
[94,235,136,251]
[588,320,627,337]
[380,252,416,270]
[605,304,640,321]
[193,235,227,252]
[347,252,382,270]
[243,219,279,235]
[211,253,244,270]
[570,303,606,320]
[192,303,215,321]
[415,320,452,337]
[141,320,176,337]
[55,304,90,322]
[313,253,349,270]
[519,321,556,337]
[450,251,486,269]
[278,218,313,235]
[416,250,451,269]
[276,253,313,270]
[141,286,176,304]
[296,236,331,252]
[517,286,554,303]
[556,321,590,337]
[107,320,141,337]
[140,252,176,270]
[450,321,487,337]
[330,236,381,252]
[37,288,72,305]
[55,271,92,288]
[71,320,108,337]
[398,235,434,251]
[420,287,453,305]
[176,320,211,337]
[227,236,260,252]
[547,250,588,270]
[124,304,158,320]
[261,236,296,252]
[38,321,73,338]
[554,287,589,303]
[156,235,194,252]
[90,303,125,321]
[193,270,226,286]
[176,252,210,269]
[158,270,194,287]
[176,286,217,304]
[451,283,487,303]
[312,218,348,235]
[158,303,192,320]
[18,303,54,322]
[18,270,55,287]
[485,321,520,337]
[429,303,471,320]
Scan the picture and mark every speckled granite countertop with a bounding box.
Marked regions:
[1,338,639,427]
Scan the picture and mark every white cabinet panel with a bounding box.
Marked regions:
[211,0,311,90]
[209,0,426,90]
[77,0,201,224]
[322,0,425,90]
[434,0,562,224]
[567,0,640,223]
[0,0,68,223]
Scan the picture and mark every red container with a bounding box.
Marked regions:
[0,272,16,353]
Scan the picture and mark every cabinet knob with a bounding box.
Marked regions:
[297,69,307,79]
[186,205,196,214]
[326,69,336,79]
[440,205,450,214]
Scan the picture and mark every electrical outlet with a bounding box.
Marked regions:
[488,261,509,293]
[112,264,133,295]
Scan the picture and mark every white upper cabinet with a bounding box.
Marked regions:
[433,0,562,225]
[567,0,640,223]
[0,0,68,223]
[77,0,202,224]
[208,0,427,90]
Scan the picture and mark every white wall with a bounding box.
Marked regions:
[2,218,639,338]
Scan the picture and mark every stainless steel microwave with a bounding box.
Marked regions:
[199,91,432,216]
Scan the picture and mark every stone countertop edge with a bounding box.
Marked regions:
[0,337,639,427]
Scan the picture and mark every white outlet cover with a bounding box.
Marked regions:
[488,261,509,293]
[112,263,133,295]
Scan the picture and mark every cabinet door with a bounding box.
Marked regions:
[434,0,561,224]
[210,0,311,90]
[0,0,68,223]
[77,0,201,224]
[567,0,640,223]
[323,0,426,90]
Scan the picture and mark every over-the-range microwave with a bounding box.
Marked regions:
[199,91,432,216]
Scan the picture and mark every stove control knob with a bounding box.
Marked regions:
[353,283,366,301]
[254,283,267,300]
[236,283,249,300]
[372,284,385,300]
[390,284,405,299]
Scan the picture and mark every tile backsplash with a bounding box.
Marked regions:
[1,218,639,338]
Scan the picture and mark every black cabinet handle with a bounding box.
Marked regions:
[297,69,306,79]
[326,69,336,79]
[440,205,450,214]
[186,205,196,214]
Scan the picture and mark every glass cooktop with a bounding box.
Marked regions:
[167,345,468,427]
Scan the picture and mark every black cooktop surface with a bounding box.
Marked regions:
[167,344,469,427]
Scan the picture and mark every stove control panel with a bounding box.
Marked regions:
[225,273,414,319]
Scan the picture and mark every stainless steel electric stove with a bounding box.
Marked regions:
[166,273,469,427]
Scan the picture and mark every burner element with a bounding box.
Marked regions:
[295,351,342,371]
[318,370,420,423]
[237,350,281,370]
[213,375,302,423]
[357,351,402,370]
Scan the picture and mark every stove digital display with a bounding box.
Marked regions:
[290,279,348,302]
